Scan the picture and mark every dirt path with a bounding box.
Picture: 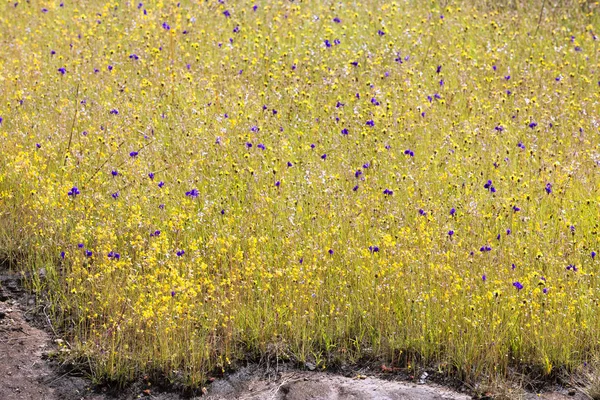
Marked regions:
[0,267,588,400]
[205,367,472,400]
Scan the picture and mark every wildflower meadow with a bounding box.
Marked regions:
[1,0,600,391]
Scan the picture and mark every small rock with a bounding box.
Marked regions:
[305,362,316,371]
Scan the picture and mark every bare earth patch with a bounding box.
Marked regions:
[0,268,589,400]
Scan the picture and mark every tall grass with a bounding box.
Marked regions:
[0,0,599,389]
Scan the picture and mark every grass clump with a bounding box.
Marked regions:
[0,0,599,390]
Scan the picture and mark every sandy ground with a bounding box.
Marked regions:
[0,266,589,400]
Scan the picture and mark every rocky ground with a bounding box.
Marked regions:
[0,266,589,400]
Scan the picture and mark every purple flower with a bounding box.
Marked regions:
[368,246,379,253]
[162,22,171,30]
[287,161,293,167]
[148,172,155,180]
[592,251,597,259]
[78,243,84,248]
[505,75,511,80]
[450,208,456,216]
[324,39,332,48]
[482,274,487,281]
[341,128,349,135]
[129,151,138,157]
[275,181,281,187]
[507,229,512,235]
[419,209,426,216]
[545,183,552,194]
[383,189,394,196]
[246,142,253,148]
[85,250,93,257]
[404,149,414,157]
[108,65,113,71]
[366,119,374,127]
[448,230,454,237]
[60,251,65,259]
[257,143,265,150]
[436,65,442,74]
[176,250,185,257]
[528,122,538,129]
[58,67,66,74]
[110,109,119,115]
[328,249,334,255]
[484,180,492,189]
[158,181,165,188]
[513,281,523,290]
[223,10,230,17]
[566,264,578,272]
[171,290,176,297]
[111,170,118,176]
[377,30,385,36]
[67,186,80,197]
[111,192,119,199]
[321,154,327,160]
[186,188,199,198]
[543,288,548,294]
[333,17,341,23]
